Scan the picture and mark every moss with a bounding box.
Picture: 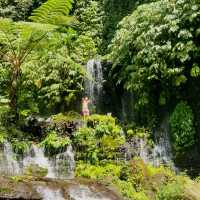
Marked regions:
[0,187,12,194]
[52,111,82,123]
[10,176,24,182]
[24,164,48,177]
[0,129,6,144]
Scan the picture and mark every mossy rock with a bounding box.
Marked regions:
[0,187,12,194]
[24,164,48,177]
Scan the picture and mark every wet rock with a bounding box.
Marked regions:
[0,177,123,200]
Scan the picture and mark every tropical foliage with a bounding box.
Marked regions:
[109,0,200,111]
[40,131,71,155]
[0,0,34,21]
[74,114,125,164]
[0,1,200,200]
[29,0,75,26]
[0,18,55,117]
[169,102,195,154]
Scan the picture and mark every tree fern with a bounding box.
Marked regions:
[0,18,56,117]
[29,0,75,26]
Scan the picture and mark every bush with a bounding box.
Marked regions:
[76,162,121,181]
[86,114,116,128]
[40,131,71,155]
[75,161,156,200]
[52,111,82,123]
[156,177,185,200]
[169,102,195,154]
[73,127,98,163]
[11,139,31,154]
[73,114,125,163]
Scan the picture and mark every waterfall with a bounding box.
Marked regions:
[0,141,75,179]
[85,59,104,113]
[0,141,21,175]
[124,116,175,168]
[68,185,111,200]
[37,186,65,200]
[152,117,174,168]
[23,144,75,179]
[142,117,175,168]
[23,144,56,178]
[52,144,75,179]
[139,139,150,164]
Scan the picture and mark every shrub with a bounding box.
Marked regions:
[86,114,116,128]
[52,111,82,123]
[75,161,152,200]
[76,162,121,181]
[156,177,185,200]
[73,114,125,163]
[40,131,71,155]
[11,139,31,154]
[0,133,5,145]
[169,102,195,154]
[73,127,98,163]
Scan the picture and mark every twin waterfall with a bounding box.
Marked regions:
[0,59,175,200]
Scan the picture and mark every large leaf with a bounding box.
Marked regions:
[29,0,75,26]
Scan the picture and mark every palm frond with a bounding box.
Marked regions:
[29,0,74,26]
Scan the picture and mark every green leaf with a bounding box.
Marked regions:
[190,65,200,77]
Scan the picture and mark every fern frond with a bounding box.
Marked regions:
[29,0,74,26]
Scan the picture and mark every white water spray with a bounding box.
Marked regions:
[85,59,103,112]
[0,141,75,179]
[69,185,111,200]
[37,186,65,200]
[0,141,21,175]
[23,144,56,178]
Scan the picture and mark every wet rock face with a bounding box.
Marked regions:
[0,177,123,200]
[0,176,41,200]
[21,115,81,138]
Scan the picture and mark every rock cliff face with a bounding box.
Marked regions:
[0,177,123,200]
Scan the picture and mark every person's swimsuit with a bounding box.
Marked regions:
[82,101,89,115]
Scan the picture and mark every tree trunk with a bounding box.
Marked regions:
[9,62,20,120]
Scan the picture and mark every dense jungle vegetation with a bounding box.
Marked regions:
[0,0,200,200]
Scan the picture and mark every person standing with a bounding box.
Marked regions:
[82,97,90,117]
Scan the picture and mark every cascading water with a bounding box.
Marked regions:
[141,117,175,168]
[0,141,21,175]
[23,144,56,178]
[85,59,104,113]
[152,117,175,168]
[51,144,75,179]
[139,139,150,164]
[0,142,75,179]
[68,185,114,200]
[36,186,65,200]
[124,116,175,168]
